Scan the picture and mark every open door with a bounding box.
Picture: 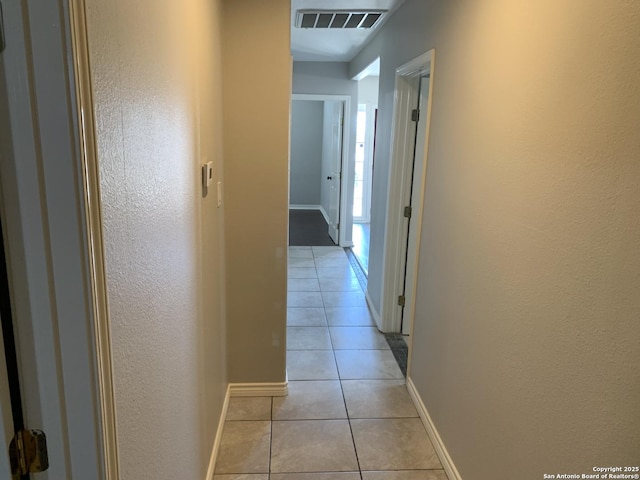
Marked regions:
[401,75,431,335]
[381,50,435,334]
[325,101,344,245]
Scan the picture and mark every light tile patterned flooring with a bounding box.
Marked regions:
[214,246,448,480]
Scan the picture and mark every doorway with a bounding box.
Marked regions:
[289,94,352,247]
[380,51,435,339]
[351,73,379,275]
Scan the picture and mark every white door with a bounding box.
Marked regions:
[402,75,431,335]
[326,102,344,244]
[0,2,106,478]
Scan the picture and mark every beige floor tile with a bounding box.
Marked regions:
[226,397,272,421]
[272,380,346,420]
[341,380,418,418]
[288,291,324,308]
[288,267,318,279]
[287,308,327,327]
[215,421,271,474]
[315,256,351,268]
[290,257,316,268]
[361,471,448,480]
[288,278,321,292]
[329,327,389,350]
[312,246,346,257]
[272,473,361,480]
[316,267,356,279]
[325,307,375,326]
[287,350,338,380]
[215,475,270,480]
[271,420,358,473]
[321,291,367,308]
[288,327,332,350]
[318,276,363,292]
[289,247,314,258]
[351,419,442,470]
[334,350,404,379]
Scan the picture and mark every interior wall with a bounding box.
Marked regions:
[84,0,227,477]
[293,62,358,245]
[222,0,290,383]
[290,101,324,206]
[351,0,640,478]
[357,76,380,105]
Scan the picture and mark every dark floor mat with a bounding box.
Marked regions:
[289,209,336,246]
[384,333,408,377]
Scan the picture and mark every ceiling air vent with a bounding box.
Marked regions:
[295,10,387,29]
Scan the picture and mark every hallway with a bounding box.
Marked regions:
[214,247,447,479]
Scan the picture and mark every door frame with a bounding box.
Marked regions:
[353,102,376,224]
[0,0,116,478]
[380,50,436,334]
[291,94,352,247]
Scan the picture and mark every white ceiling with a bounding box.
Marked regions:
[290,0,405,63]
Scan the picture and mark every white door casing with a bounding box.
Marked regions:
[381,50,436,337]
[327,101,344,244]
[0,1,114,478]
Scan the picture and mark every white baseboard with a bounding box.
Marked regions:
[365,290,382,331]
[318,205,330,224]
[406,377,462,480]
[229,381,288,397]
[289,204,321,211]
[205,384,231,480]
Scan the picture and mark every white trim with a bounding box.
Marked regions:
[406,377,462,480]
[289,204,322,210]
[205,384,231,480]
[380,50,435,334]
[365,290,383,331]
[229,381,289,397]
[318,205,330,225]
[0,2,106,478]
[287,205,331,227]
[69,0,120,477]
[292,94,352,247]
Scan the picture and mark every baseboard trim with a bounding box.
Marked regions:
[289,204,321,211]
[365,290,382,331]
[318,205,330,224]
[406,377,462,480]
[229,381,288,397]
[205,383,231,480]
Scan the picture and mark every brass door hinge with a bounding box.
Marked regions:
[411,109,419,122]
[398,295,406,307]
[9,429,49,478]
[403,206,412,218]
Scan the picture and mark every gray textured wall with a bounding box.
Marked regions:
[351,0,640,477]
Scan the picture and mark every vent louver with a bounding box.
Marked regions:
[295,10,387,29]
